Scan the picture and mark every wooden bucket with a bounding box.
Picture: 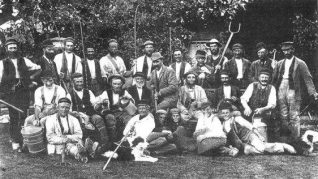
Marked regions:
[120,98,137,116]
[253,116,268,142]
[21,126,46,154]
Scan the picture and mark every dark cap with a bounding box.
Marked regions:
[280,41,294,50]
[256,42,267,52]
[42,39,55,48]
[259,68,271,76]
[64,37,75,43]
[71,73,83,79]
[195,50,206,57]
[108,74,125,84]
[5,37,18,46]
[206,38,221,47]
[183,70,198,78]
[142,40,154,48]
[232,43,244,50]
[173,48,183,53]
[137,99,150,106]
[220,70,229,76]
[170,108,180,114]
[41,70,54,78]
[133,72,146,79]
[200,102,212,109]
[58,97,72,104]
[85,41,95,49]
[108,39,118,45]
[218,101,233,111]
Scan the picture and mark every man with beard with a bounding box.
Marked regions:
[127,72,152,105]
[98,74,135,144]
[36,39,60,85]
[169,48,191,86]
[191,50,214,89]
[272,41,318,142]
[212,70,241,111]
[224,43,251,89]
[249,42,274,82]
[0,37,41,151]
[24,70,66,127]
[133,41,154,80]
[206,39,228,88]
[177,71,208,118]
[100,39,126,78]
[54,37,82,91]
[241,69,276,123]
[67,73,110,156]
[82,43,103,96]
[150,52,178,110]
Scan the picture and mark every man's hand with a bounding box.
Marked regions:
[244,107,252,116]
[231,96,238,102]
[154,92,159,100]
[215,64,221,71]
[33,119,40,126]
[198,73,206,79]
[254,107,265,115]
[313,92,318,101]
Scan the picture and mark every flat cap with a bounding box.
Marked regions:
[170,108,180,114]
[108,74,125,84]
[133,72,146,79]
[58,97,72,104]
[232,43,244,50]
[156,109,167,115]
[42,39,55,48]
[142,40,154,47]
[195,50,206,57]
[64,37,75,43]
[5,37,18,46]
[206,38,221,47]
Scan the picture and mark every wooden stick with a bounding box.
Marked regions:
[0,99,24,114]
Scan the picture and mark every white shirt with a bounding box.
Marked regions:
[137,87,143,100]
[34,85,66,109]
[123,113,155,142]
[283,56,294,79]
[169,62,191,81]
[235,59,243,79]
[100,54,126,77]
[95,90,133,107]
[240,83,277,109]
[195,114,226,142]
[133,55,152,78]
[54,52,83,75]
[1,58,40,79]
[223,116,253,133]
[223,85,231,99]
[156,67,162,78]
[0,61,3,83]
[87,60,96,79]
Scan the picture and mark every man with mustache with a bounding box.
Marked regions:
[36,39,60,85]
[82,43,103,96]
[0,37,41,152]
[272,41,318,142]
[133,41,154,80]
[169,48,191,86]
[241,69,276,123]
[249,42,274,82]
[127,72,152,105]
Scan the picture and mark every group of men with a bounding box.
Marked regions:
[0,36,317,161]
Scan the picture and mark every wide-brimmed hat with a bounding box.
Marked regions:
[206,38,221,47]
[142,40,154,48]
[151,52,163,61]
[108,74,125,84]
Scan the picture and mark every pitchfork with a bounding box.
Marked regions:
[214,21,241,74]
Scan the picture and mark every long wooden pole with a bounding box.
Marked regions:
[0,99,24,114]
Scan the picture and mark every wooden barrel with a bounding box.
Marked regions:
[120,98,137,116]
[21,126,46,154]
[253,116,268,142]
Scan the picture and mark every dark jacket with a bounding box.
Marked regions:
[224,58,251,89]
[36,56,60,85]
[212,85,241,109]
[127,85,152,105]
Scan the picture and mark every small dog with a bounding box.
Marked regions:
[289,130,317,156]
[103,137,158,162]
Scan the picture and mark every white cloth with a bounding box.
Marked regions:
[156,67,162,78]
[0,61,3,83]
[195,114,227,142]
[95,90,133,107]
[137,87,143,100]
[223,116,253,133]
[235,59,243,79]
[34,85,66,109]
[240,83,277,109]
[123,113,155,142]
[223,85,231,99]
[100,54,126,77]
[283,56,294,79]
[54,52,83,75]
[87,60,96,79]
[169,62,192,81]
[133,55,152,78]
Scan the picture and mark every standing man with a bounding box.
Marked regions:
[0,37,41,151]
[206,38,228,88]
[127,72,152,105]
[133,41,154,80]
[54,37,82,91]
[224,43,251,89]
[191,50,214,88]
[36,39,60,85]
[82,43,103,96]
[151,52,179,110]
[272,41,318,142]
[249,42,274,82]
[169,48,191,86]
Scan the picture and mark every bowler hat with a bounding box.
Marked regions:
[151,52,163,61]
[206,38,221,47]
[133,72,146,79]
[108,74,125,84]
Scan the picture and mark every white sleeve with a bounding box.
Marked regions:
[267,86,277,109]
[139,117,155,139]
[184,63,192,74]
[118,57,126,72]
[75,57,82,74]
[89,90,97,105]
[34,87,43,108]
[0,61,3,83]
[240,83,254,103]
[99,57,107,77]
[95,91,109,104]
[24,58,41,70]
[54,54,62,74]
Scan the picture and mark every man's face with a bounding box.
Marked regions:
[209,44,219,55]
[186,74,196,85]
[112,79,123,93]
[73,77,84,91]
[152,59,162,70]
[135,76,145,88]
[109,42,118,55]
[233,48,243,58]
[173,50,182,62]
[144,44,154,56]
[86,48,95,59]
[196,55,205,66]
[203,106,212,117]
[44,46,55,59]
[6,44,18,58]
[138,105,149,117]
[65,41,74,53]
[157,113,166,125]
[259,74,270,86]
[281,46,294,59]
[220,109,232,121]
[58,102,71,117]
[42,77,54,88]
[257,48,267,60]
[220,74,229,85]
[172,113,181,123]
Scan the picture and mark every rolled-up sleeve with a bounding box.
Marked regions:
[267,86,276,109]
[24,58,41,70]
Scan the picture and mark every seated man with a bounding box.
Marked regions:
[123,100,155,145]
[177,71,208,119]
[67,73,110,156]
[97,74,136,144]
[150,52,178,110]
[240,69,276,123]
[46,98,89,163]
[191,50,214,88]
[212,70,241,111]
[24,70,66,127]
[218,101,295,155]
[127,72,152,105]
